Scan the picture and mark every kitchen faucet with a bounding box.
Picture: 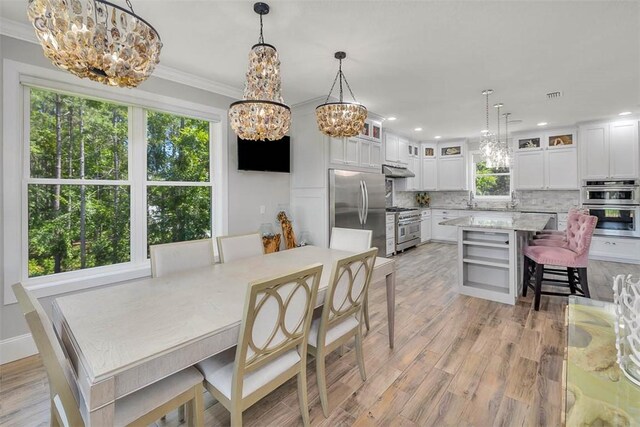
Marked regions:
[507,190,519,209]
[467,191,476,208]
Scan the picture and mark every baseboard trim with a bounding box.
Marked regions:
[0,333,38,365]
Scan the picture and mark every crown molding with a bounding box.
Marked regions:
[0,17,243,100]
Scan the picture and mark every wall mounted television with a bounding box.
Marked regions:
[237,136,290,173]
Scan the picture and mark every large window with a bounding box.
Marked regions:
[14,84,220,286]
[471,152,511,198]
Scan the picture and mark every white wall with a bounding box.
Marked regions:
[0,35,291,350]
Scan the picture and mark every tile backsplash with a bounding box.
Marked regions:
[395,190,580,212]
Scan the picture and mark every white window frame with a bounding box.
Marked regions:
[469,150,512,200]
[3,59,229,304]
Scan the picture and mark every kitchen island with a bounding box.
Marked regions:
[440,213,552,305]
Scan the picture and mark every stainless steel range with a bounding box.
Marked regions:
[582,179,640,237]
[387,207,421,251]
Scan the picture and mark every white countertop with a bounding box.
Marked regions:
[439,213,553,232]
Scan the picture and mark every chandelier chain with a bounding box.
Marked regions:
[258,13,265,44]
[125,0,135,14]
[323,68,340,104]
[485,92,490,131]
[323,58,358,104]
[496,104,501,141]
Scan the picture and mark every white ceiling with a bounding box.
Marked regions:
[2,1,639,139]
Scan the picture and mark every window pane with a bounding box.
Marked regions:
[30,88,128,180]
[476,175,511,197]
[147,186,211,251]
[475,160,509,175]
[28,184,131,277]
[147,111,210,182]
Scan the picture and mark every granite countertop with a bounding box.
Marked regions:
[439,213,553,232]
[428,205,565,214]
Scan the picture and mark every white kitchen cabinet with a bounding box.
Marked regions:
[589,236,640,264]
[437,141,467,191]
[369,142,382,169]
[329,137,346,165]
[421,143,437,191]
[345,137,359,165]
[610,120,639,179]
[546,148,578,189]
[581,120,639,180]
[386,213,396,256]
[420,209,431,243]
[384,133,399,164]
[431,209,461,242]
[513,129,578,190]
[398,137,409,165]
[514,150,545,189]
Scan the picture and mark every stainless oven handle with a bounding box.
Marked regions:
[398,220,421,226]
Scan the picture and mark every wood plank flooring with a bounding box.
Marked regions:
[1,242,639,427]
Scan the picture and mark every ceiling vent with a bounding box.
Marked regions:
[546,91,563,99]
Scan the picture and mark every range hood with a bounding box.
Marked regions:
[383,164,415,178]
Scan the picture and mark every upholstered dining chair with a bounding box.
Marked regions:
[12,283,205,427]
[307,248,378,417]
[329,227,374,331]
[150,238,215,277]
[523,213,598,310]
[195,263,322,427]
[533,207,590,240]
[217,233,264,263]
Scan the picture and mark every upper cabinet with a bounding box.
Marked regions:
[513,129,578,190]
[421,143,437,191]
[437,140,467,191]
[359,118,383,143]
[580,120,639,180]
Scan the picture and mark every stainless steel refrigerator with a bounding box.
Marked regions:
[329,169,386,256]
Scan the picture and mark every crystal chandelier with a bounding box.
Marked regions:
[229,2,291,141]
[479,89,511,168]
[27,0,162,88]
[316,52,368,138]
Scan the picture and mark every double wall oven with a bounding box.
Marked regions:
[582,179,640,237]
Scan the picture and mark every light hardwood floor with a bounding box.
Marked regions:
[1,242,639,427]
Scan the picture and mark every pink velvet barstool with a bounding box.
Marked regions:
[532,207,590,241]
[522,213,598,310]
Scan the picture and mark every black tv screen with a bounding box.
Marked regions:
[237,136,290,173]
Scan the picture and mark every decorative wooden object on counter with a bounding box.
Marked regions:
[262,234,281,253]
[278,211,297,249]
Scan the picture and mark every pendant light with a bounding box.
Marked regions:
[27,0,162,88]
[229,2,291,141]
[316,51,368,138]
[479,89,499,167]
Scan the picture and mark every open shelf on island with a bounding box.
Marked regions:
[462,238,509,248]
[462,255,510,268]
[462,280,510,294]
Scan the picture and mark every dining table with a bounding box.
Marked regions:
[51,245,396,425]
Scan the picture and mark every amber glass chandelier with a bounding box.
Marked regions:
[229,2,291,141]
[316,52,367,138]
[27,0,162,88]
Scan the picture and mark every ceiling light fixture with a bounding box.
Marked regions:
[414,127,423,131]
[537,122,548,126]
[434,135,442,139]
[619,111,632,116]
[387,117,397,121]
[229,2,291,141]
[27,0,162,87]
[479,90,499,167]
[316,51,367,138]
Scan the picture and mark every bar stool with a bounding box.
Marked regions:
[532,207,589,241]
[523,213,598,310]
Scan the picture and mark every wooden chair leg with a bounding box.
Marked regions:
[51,400,61,427]
[567,267,577,294]
[355,329,366,382]
[178,404,185,422]
[185,384,204,427]
[534,262,544,311]
[363,296,371,332]
[230,406,243,427]
[578,267,590,298]
[315,350,330,418]
[297,369,310,427]
[522,256,530,297]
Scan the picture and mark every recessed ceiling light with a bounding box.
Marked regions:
[414,127,422,131]
[619,111,632,116]
[434,135,442,139]
[480,129,489,134]
[537,122,548,126]
[387,116,397,121]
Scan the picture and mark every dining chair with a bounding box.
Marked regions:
[307,248,378,417]
[329,227,374,332]
[195,263,322,427]
[217,233,264,263]
[12,283,205,427]
[523,213,598,310]
[150,238,215,277]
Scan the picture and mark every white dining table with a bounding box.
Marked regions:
[51,245,395,425]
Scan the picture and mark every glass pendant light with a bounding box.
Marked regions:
[229,2,291,141]
[316,51,368,138]
[27,0,162,88]
[479,89,499,167]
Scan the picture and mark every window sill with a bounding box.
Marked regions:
[4,262,151,305]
